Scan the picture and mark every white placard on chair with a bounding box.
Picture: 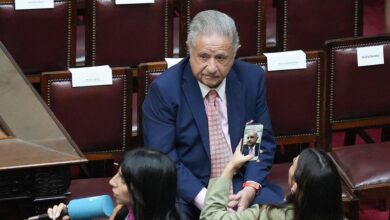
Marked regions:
[116,0,154,4]
[15,0,54,10]
[165,58,183,68]
[264,50,306,71]
[357,45,384,67]
[69,65,113,87]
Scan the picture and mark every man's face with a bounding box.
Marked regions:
[188,34,235,88]
[246,132,258,147]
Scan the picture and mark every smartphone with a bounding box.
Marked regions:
[241,123,263,161]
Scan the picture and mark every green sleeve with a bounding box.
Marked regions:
[200,178,261,220]
[200,178,294,220]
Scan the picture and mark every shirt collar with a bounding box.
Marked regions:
[198,79,226,101]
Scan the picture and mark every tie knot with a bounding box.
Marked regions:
[208,90,218,103]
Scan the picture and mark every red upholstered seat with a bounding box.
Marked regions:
[241,51,325,146]
[274,0,363,51]
[178,0,266,57]
[331,143,390,191]
[0,0,76,82]
[40,67,134,161]
[325,35,390,220]
[84,0,174,67]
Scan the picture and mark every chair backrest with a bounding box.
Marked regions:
[0,0,76,77]
[276,0,363,51]
[85,0,174,67]
[325,35,390,136]
[137,61,168,144]
[240,51,326,148]
[178,0,266,57]
[40,67,133,160]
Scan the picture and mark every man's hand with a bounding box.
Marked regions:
[227,186,257,212]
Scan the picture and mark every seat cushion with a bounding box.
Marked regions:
[330,142,390,190]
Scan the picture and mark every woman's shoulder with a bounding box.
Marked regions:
[258,204,294,220]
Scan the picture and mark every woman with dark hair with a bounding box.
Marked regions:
[47,148,181,220]
[200,146,344,220]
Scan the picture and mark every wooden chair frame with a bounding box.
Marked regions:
[137,61,168,145]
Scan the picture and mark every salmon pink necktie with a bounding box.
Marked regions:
[207,90,232,178]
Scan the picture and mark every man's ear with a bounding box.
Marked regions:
[236,44,242,52]
[186,41,191,54]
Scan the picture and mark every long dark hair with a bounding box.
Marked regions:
[114,148,180,220]
[285,148,343,220]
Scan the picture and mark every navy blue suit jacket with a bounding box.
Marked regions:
[242,143,260,157]
[143,57,281,204]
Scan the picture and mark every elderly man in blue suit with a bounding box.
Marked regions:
[142,10,283,220]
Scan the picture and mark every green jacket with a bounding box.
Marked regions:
[200,178,294,220]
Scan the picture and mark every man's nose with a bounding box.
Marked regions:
[206,58,217,73]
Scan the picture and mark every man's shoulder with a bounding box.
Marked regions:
[231,59,265,82]
[233,59,264,72]
[160,57,189,79]
[149,58,189,92]
[228,59,265,91]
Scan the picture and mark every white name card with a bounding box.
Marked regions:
[264,50,306,71]
[165,58,183,68]
[15,0,54,10]
[357,45,384,67]
[69,65,113,87]
[116,0,154,4]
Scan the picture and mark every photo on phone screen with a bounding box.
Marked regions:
[241,124,263,161]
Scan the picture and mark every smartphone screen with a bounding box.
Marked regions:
[241,123,263,161]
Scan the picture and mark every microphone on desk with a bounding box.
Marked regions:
[25,194,114,220]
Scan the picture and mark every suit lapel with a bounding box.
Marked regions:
[226,68,245,151]
[182,64,210,159]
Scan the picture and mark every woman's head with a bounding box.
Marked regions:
[287,148,343,220]
[109,148,178,220]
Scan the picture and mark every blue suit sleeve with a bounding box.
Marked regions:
[142,82,205,203]
[243,71,276,186]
